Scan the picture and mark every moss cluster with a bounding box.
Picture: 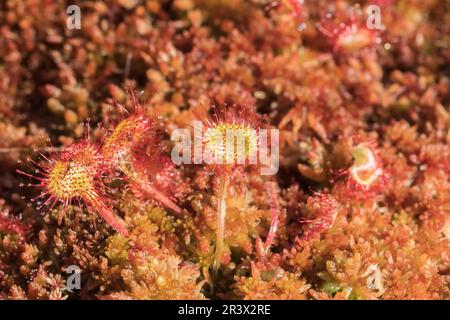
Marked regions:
[0,0,449,299]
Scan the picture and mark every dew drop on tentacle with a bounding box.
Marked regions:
[297,22,306,31]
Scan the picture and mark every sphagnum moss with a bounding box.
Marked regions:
[0,0,449,300]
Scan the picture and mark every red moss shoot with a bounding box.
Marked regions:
[370,0,394,7]
[287,0,306,29]
[267,0,305,29]
[0,214,28,241]
[298,193,340,243]
[17,140,129,236]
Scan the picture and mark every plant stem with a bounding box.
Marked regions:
[214,173,229,270]
[128,166,183,216]
[263,182,280,254]
[141,182,183,216]
[87,198,129,236]
[0,147,63,154]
